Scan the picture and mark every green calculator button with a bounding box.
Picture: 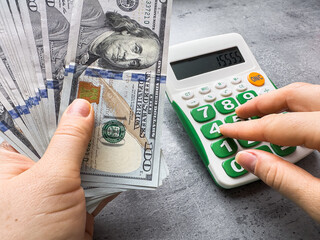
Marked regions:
[191,104,216,123]
[222,157,248,178]
[271,144,296,156]
[250,116,260,120]
[237,139,260,148]
[255,145,273,153]
[211,138,238,158]
[200,120,223,140]
[224,114,244,123]
[214,97,239,114]
[236,90,258,104]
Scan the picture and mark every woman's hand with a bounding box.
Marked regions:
[220,82,320,222]
[0,99,114,240]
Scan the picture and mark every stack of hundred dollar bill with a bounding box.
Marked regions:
[0,0,171,213]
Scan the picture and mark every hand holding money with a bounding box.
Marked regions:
[0,99,114,240]
[0,0,171,212]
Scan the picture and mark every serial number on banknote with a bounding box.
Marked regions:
[144,0,152,24]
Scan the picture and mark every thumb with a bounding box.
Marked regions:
[236,150,320,222]
[39,99,94,177]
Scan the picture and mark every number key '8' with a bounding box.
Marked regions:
[214,97,238,114]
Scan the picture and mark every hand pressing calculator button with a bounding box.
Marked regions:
[166,33,313,188]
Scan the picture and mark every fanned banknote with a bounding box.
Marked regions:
[0,0,172,212]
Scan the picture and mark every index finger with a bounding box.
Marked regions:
[219,112,320,151]
[236,82,320,119]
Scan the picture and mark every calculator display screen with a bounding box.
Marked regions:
[170,47,245,80]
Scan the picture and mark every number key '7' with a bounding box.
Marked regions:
[191,104,216,123]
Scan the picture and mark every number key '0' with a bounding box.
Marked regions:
[222,157,248,178]
[214,97,238,114]
[191,104,216,123]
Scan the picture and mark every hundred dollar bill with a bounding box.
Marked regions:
[14,0,50,139]
[59,0,84,120]
[0,47,47,153]
[21,0,56,136]
[5,0,50,144]
[0,81,44,156]
[0,102,39,161]
[85,193,120,214]
[36,0,74,126]
[81,150,168,190]
[62,0,172,187]
[0,3,49,148]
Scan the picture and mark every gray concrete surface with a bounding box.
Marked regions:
[94,0,320,239]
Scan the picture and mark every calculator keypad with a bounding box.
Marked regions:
[178,72,297,181]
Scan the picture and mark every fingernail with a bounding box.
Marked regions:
[67,99,91,117]
[235,151,257,173]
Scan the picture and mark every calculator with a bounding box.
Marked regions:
[166,33,313,189]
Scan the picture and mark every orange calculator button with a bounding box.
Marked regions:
[247,72,265,86]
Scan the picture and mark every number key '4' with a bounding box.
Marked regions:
[201,120,223,139]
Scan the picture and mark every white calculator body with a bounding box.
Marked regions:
[166,33,313,189]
